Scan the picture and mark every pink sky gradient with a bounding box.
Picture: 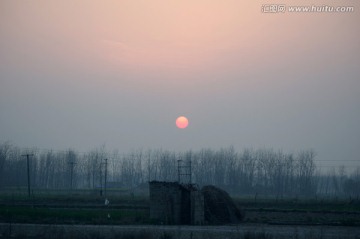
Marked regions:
[1,0,359,170]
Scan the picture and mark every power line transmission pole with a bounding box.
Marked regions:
[99,158,109,197]
[99,161,103,196]
[69,161,77,194]
[22,154,34,198]
[104,159,108,197]
[177,159,192,185]
[177,160,182,183]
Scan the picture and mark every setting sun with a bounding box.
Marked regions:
[176,116,189,129]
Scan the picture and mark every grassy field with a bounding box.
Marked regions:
[0,206,149,225]
[0,190,360,239]
[0,189,359,226]
[235,196,360,212]
[235,197,360,226]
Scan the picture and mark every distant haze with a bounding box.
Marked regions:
[1,1,359,171]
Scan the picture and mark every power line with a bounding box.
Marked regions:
[316,159,359,162]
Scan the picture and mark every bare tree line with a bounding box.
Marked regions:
[0,142,359,198]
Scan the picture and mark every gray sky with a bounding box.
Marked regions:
[1,0,359,171]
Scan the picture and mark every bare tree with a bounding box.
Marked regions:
[297,150,316,196]
[0,142,11,188]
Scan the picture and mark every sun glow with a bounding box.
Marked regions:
[176,116,189,129]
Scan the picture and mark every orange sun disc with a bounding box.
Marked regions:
[176,116,189,129]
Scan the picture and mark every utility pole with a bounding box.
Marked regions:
[99,158,109,197]
[22,154,34,198]
[99,161,103,196]
[189,159,192,185]
[69,161,77,194]
[104,159,108,197]
[177,160,182,183]
[177,159,192,184]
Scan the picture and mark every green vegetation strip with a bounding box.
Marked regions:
[234,198,360,212]
[0,205,148,225]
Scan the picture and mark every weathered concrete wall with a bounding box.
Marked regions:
[191,190,205,225]
[150,182,242,225]
[149,181,205,225]
[149,181,182,224]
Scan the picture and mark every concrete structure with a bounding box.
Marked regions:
[149,181,204,225]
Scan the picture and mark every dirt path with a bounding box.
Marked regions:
[1,223,360,239]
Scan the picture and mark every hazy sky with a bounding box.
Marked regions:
[1,1,359,170]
